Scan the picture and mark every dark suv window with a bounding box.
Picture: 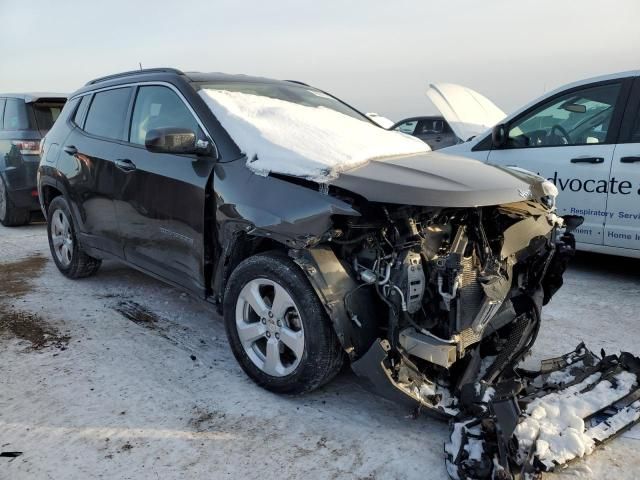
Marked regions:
[3,98,29,130]
[32,102,64,132]
[129,86,200,145]
[84,87,132,140]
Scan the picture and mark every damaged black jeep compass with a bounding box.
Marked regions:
[39,68,640,479]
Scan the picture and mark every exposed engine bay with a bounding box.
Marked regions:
[288,192,640,479]
[318,197,566,412]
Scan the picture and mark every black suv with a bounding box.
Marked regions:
[38,68,575,409]
[0,93,66,225]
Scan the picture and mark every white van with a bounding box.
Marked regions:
[433,71,640,259]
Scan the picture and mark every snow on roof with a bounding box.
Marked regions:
[199,89,429,182]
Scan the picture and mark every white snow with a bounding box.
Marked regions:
[514,370,638,468]
[199,89,429,182]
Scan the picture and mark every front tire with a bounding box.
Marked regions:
[224,252,344,394]
[0,176,30,227]
[46,196,101,278]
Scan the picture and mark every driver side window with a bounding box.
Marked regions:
[129,86,201,145]
[507,82,621,148]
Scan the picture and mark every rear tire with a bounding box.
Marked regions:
[0,176,30,227]
[224,251,344,394]
[46,196,101,278]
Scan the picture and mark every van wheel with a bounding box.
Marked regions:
[224,252,344,394]
[0,176,30,227]
[47,196,101,278]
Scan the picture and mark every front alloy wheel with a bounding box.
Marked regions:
[235,278,305,377]
[224,252,344,394]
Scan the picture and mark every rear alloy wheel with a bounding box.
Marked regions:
[0,176,30,227]
[224,252,344,394]
[46,196,101,278]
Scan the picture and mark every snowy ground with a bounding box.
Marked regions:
[1,222,639,480]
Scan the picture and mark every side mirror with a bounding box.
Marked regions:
[491,123,508,148]
[145,127,211,156]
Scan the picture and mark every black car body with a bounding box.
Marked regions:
[0,93,66,226]
[392,115,459,150]
[38,68,575,413]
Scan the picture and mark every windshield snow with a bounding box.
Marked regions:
[198,83,429,182]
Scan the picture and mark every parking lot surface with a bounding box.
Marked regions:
[1,223,639,479]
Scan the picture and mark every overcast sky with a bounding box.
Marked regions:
[1,0,638,120]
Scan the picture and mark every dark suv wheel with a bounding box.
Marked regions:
[0,176,30,227]
[224,252,344,394]
[46,196,101,278]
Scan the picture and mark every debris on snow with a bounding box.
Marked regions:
[514,371,637,468]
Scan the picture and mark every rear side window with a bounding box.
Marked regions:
[84,88,132,140]
[129,86,200,145]
[3,98,29,130]
[0,99,5,127]
[73,95,91,127]
[32,101,65,132]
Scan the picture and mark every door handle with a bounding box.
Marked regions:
[570,157,604,164]
[621,156,640,163]
[115,159,136,172]
[63,145,77,155]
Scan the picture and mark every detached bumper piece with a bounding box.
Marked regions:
[445,344,640,479]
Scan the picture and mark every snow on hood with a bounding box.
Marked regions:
[199,89,429,182]
[426,83,506,142]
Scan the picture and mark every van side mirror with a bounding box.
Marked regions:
[145,127,211,156]
[491,123,508,148]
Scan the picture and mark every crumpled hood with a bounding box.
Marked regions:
[329,151,550,208]
[426,83,506,141]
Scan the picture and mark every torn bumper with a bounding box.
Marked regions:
[446,344,640,479]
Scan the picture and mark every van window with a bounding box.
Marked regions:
[84,88,132,140]
[3,98,29,130]
[630,105,640,143]
[507,82,622,148]
[129,86,200,145]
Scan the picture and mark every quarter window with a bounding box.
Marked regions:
[84,88,132,140]
[507,82,621,148]
[129,86,200,145]
[3,98,29,130]
[73,95,92,128]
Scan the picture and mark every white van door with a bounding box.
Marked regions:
[485,80,627,246]
[604,79,640,251]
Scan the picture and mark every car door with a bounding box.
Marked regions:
[486,80,630,247]
[115,84,216,293]
[604,77,640,251]
[60,87,133,256]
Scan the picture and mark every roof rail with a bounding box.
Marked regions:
[85,68,185,86]
[284,79,310,87]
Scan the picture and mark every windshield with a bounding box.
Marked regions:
[197,82,369,123]
[32,101,65,132]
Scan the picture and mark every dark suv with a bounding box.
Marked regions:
[0,93,66,226]
[38,68,575,410]
[391,115,458,150]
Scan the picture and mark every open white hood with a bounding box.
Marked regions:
[426,83,506,142]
